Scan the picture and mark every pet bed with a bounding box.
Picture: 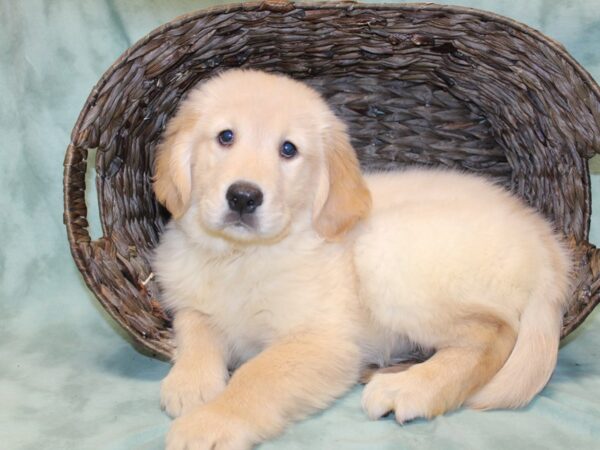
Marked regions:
[63,1,600,359]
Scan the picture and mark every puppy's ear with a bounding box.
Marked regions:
[153,98,199,219]
[313,117,371,240]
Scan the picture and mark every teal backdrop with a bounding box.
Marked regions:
[1,1,599,449]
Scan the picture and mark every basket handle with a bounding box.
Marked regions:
[63,143,96,269]
[561,241,600,337]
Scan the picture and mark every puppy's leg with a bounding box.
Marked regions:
[161,308,228,417]
[167,330,360,450]
[362,314,516,423]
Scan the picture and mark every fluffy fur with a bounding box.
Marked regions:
[152,69,573,450]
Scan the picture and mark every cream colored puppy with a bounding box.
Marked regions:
[152,69,572,450]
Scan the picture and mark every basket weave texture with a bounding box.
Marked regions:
[64,1,600,359]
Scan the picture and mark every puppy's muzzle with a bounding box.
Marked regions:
[226,182,263,215]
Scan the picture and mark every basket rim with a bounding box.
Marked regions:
[63,1,600,359]
[67,1,600,148]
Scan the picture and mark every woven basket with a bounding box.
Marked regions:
[64,1,600,360]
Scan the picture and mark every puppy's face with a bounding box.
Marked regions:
[154,69,371,245]
[188,72,327,243]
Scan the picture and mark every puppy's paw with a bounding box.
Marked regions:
[361,372,440,424]
[167,405,255,450]
[161,362,227,418]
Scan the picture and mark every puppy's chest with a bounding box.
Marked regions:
[159,232,359,363]
[192,257,276,324]
[176,250,318,346]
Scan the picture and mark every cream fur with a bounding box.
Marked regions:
[152,69,573,450]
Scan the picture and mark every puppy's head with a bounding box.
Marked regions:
[153,69,371,245]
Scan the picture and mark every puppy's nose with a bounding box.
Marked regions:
[226,182,263,214]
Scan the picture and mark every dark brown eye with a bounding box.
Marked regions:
[218,129,234,146]
[280,141,298,159]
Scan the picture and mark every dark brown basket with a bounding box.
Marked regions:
[64,1,600,360]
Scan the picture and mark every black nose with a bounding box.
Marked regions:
[226,182,264,214]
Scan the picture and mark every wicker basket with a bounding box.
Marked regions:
[64,1,600,360]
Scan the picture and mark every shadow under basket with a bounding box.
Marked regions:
[64,1,600,360]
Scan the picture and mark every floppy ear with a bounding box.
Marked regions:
[313,117,372,240]
[153,97,199,219]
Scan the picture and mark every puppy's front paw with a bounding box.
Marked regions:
[361,372,441,423]
[167,405,255,450]
[161,362,227,417]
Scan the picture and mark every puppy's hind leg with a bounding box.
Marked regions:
[362,314,516,423]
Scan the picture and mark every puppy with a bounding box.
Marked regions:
[152,69,572,450]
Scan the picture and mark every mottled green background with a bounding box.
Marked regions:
[1,1,599,449]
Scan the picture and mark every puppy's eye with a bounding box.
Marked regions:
[280,141,298,159]
[217,129,234,146]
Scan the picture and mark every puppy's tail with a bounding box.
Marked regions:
[466,241,572,410]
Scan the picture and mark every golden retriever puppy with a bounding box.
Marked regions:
[152,69,572,450]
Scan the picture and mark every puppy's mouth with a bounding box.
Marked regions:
[199,206,290,245]
[222,212,258,231]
